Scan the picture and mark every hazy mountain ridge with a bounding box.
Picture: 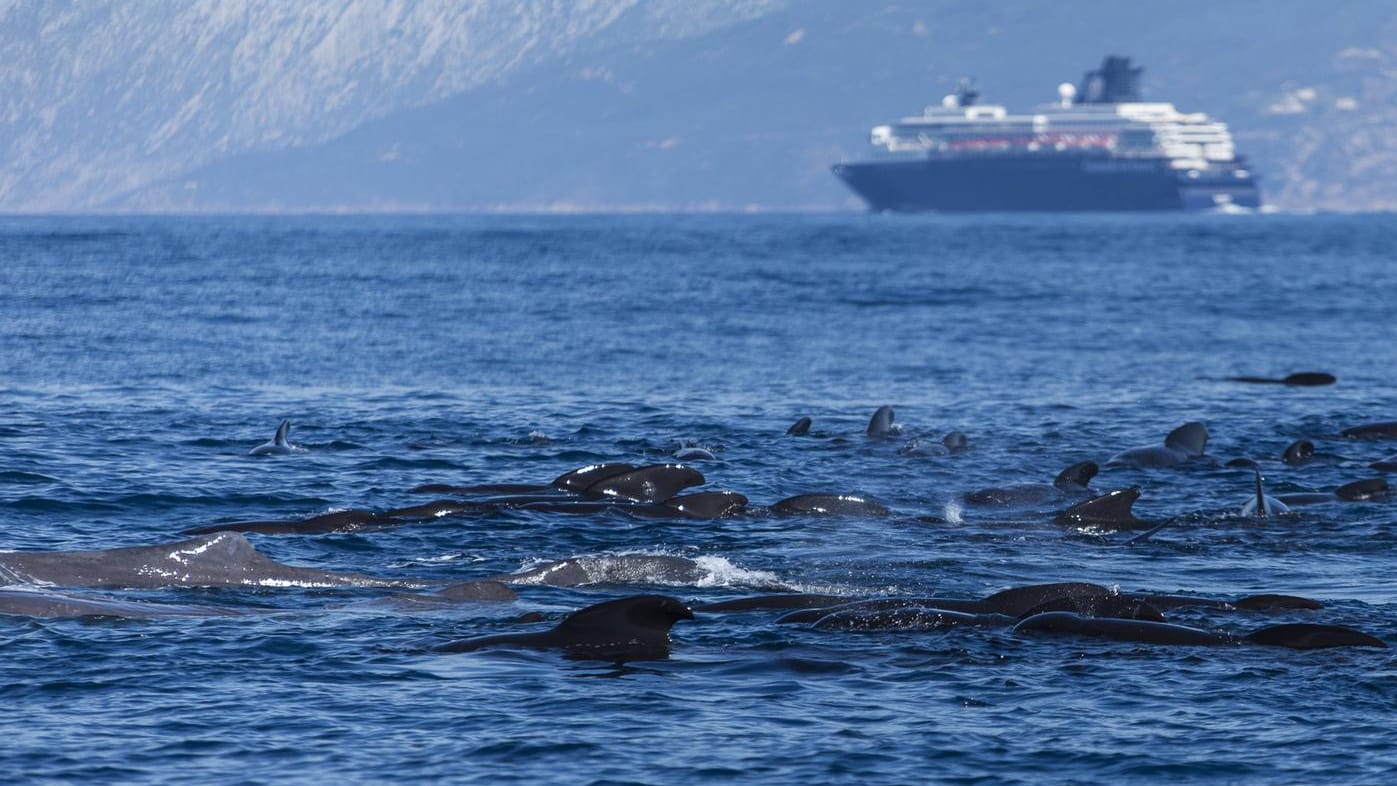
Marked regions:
[0,0,785,209]
[5,0,1397,211]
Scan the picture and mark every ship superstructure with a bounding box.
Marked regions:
[833,56,1261,212]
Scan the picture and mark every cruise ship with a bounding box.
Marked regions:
[832,56,1261,212]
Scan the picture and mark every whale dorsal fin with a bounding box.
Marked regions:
[1164,422,1208,455]
[274,420,291,447]
[1282,439,1314,465]
[1053,461,1099,491]
[786,416,812,436]
[867,405,895,437]
[1057,488,1143,527]
[1253,469,1268,516]
[556,595,694,641]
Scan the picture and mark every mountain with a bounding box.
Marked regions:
[5,0,1397,211]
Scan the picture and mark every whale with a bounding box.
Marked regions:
[769,493,891,517]
[1341,422,1397,440]
[1015,612,1386,649]
[1275,477,1391,506]
[964,461,1099,506]
[786,416,812,436]
[776,582,1165,626]
[434,595,694,661]
[1283,439,1315,465]
[183,498,489,536]
[0,532,426,589]
[898,432,968,457]
[1107,422,1208,468]
[0,588,244,619]
[1226,372,1336,386]
[1226,459,1290,517]
[249,420,299,456]
[1373,456,1397,472]
[495,555,709,588]
[515,491,749,521]
[1056,488,1152,530]
[810,606,1014,632]
[867,405,898,437]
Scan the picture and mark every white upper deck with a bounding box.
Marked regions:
[868,82,1241,170]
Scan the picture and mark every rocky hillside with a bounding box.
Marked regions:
[4,0,1395,211]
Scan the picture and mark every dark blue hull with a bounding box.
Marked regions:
[833,155,1261,212]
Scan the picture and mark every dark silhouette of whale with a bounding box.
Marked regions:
[1341,422,1397,440]
[1015,612,1386,649]
[1275,477,1391,506]
[964,461,1099,506]
[516,490,748,521]
[1107,422,1208,468]
[1227,372,1336,386]
[0,588,244,619]
[434,595,694,661]
[0,532,425,589]
[1056,488,1152,530]
[786,416,812,436]
[769,493,891,516]
[867,405,897,437]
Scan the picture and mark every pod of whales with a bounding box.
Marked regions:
[435,595,694,661]
[1107,422,1209,468]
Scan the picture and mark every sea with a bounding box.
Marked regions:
[1,213,1394,784]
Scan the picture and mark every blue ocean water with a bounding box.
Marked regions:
[1,213,1395,784]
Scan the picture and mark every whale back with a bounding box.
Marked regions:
[1243,623,1387,650]
[1282,439,1315,465]
[771,493,891,517]
[663,491,749,519]
[583,464,704,503]
[1335,478,1389,501]
[552,463,636,493]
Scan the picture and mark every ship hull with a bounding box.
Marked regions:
[833,155,1261,212]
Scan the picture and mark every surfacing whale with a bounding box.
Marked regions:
[1107,422,1209,468]
[867,405,898,438]
[0,588,244,619]
[0,532,425,589]
[786,416,813,436]
[249,420,300,456]
[1341,421,1397,440]
[434,595,694,661]
[769,493,891,517]
[1014,612,1386,649]
[1056,488,1152,530]
[1226,372,1336,387]
[1275,477,1391,507]
[1226,459,1290,517]
[964,461,1099,506]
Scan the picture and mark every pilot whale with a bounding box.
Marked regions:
[964,461,1099,506]
[0,532,426,589]
[435,595,694,661]
[1107,422,1208,468]
[1015,612,1386,649]
[0,588,244,619]
[249,420,300,456]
